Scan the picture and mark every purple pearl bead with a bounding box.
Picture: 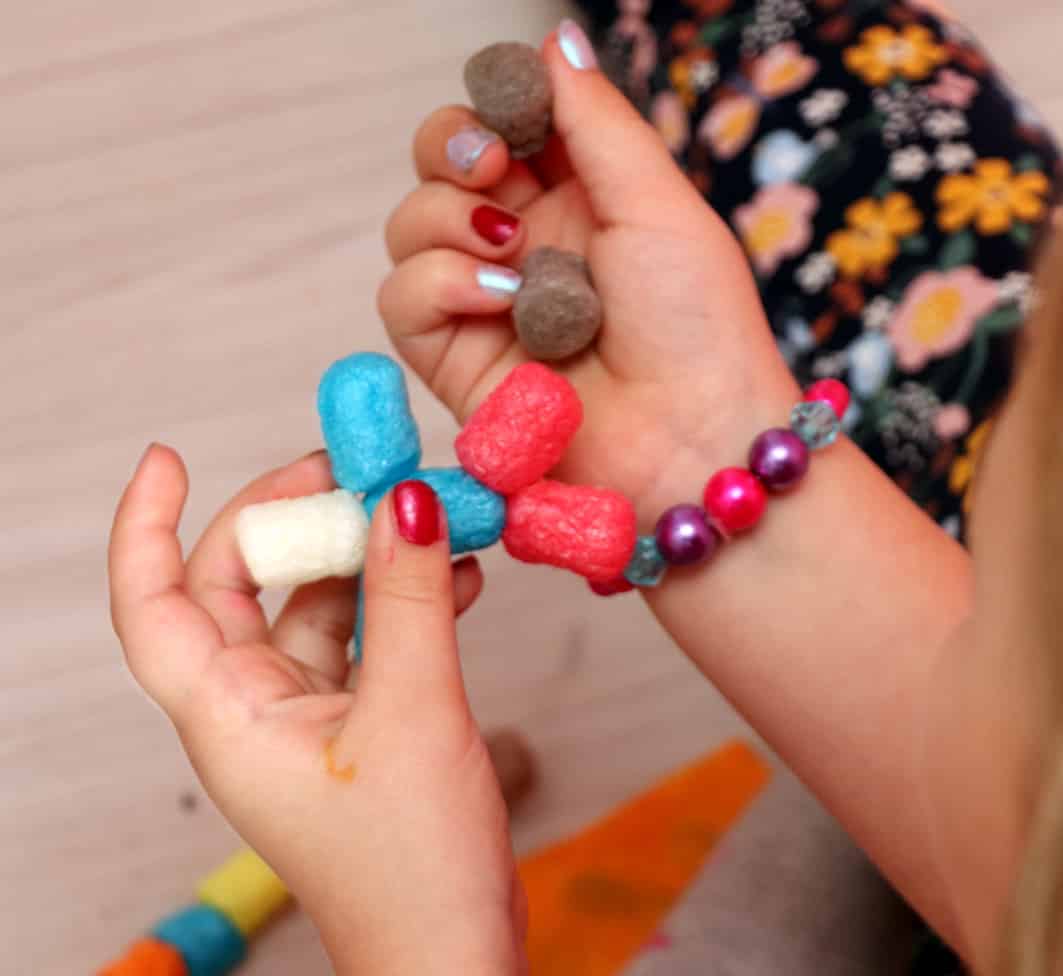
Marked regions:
[749,428,810,492]
[654,504,720,566]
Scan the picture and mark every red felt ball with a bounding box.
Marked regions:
[503,481,637,582]
[455,363,582,495]
[588,576,636,596]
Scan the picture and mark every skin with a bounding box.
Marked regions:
[109,25,1061,975]
[109,450,524,974]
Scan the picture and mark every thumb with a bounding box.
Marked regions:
[543,19,705,228]
[356,481,468,713]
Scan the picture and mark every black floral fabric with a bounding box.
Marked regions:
[579,0,1060,542]
[574,0,1062,971]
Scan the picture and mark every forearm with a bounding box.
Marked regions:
[640,406,974,951]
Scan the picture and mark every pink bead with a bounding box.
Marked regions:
[703,467,767,535]
[503,480,638,582]
[455,363,583,496]
[803,379,850,421]
[589,577,635,597]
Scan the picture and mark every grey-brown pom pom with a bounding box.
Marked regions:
[484,729,538,812]
[514,247,602,361]
[464,43,553,159]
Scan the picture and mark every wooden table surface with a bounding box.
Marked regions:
[3,1,1060,973]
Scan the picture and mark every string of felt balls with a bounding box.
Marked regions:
[237,357,849,623]
[97,39,850,976]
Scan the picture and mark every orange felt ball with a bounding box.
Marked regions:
[97,938,187,976]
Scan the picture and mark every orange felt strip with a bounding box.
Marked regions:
[518,740,770,976]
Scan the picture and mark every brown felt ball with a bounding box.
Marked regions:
[514,247,603,361]
[464,42,553,159]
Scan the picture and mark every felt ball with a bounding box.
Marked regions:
[236,489,369,588]
[502,480,637,581]
[513,247,603,362]
[97,939,187,976]
[197,850,289,940]
[351,583,366,664]
[153,905,246,976]
[485,729,538,811]
[455,363,582,495]
[363,467,506,555]
[318,353,421,495]
[464,42,553,159]
[588,576,636,596]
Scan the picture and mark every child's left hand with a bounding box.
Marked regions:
[109,445,526,976]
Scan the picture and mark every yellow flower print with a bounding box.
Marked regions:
[937,159,1050,235]
[844,24,947,85]
[826,193,923,278]
[700,95,761,160]
[949,419,993,514]
[669,49,717,108]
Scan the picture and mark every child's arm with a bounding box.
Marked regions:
[109,448,525,975]
[381,23,981,958]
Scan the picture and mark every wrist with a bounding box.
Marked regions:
[317,900,524,976]
[629,365,801,527]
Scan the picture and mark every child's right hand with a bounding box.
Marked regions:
[379,20,800,524]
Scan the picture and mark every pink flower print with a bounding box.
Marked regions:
[926,68,979,108]
[889,267,999,372]
[734,184,820,276]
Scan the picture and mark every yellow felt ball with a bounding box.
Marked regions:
[196,849,289,938]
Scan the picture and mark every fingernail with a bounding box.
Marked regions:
[447,127,499,173]
[392,480,442,546]
[559,19,598,71]
[472,205,521,246]
[476,264,523,298]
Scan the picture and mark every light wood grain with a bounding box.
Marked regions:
[2,2,1059,973]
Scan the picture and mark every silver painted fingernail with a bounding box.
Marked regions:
[559,19,598,71]
[447,127,499,173]
[477,264,522,297]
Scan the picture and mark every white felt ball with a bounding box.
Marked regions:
[236,489,369,588]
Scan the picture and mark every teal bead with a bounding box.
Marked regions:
[153,905,247,976]
[624,536,667,588]
[790,400,841,450]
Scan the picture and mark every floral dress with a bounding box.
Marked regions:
[579,0,1060,541]
[574,0,1061,971]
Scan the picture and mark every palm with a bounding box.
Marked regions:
[394,170,792,513]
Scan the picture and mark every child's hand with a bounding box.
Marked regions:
[109,446,526,976]
[379,21,799,521]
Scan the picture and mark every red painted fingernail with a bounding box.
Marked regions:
[472,205,521,246]
[392,481,442,546]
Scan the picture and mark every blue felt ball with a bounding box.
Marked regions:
[317,353,421,495]
[363,467,505,555]
[351,583,366,664]
[153,905,247,976]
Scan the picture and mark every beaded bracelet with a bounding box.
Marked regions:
[590,379,851,595]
